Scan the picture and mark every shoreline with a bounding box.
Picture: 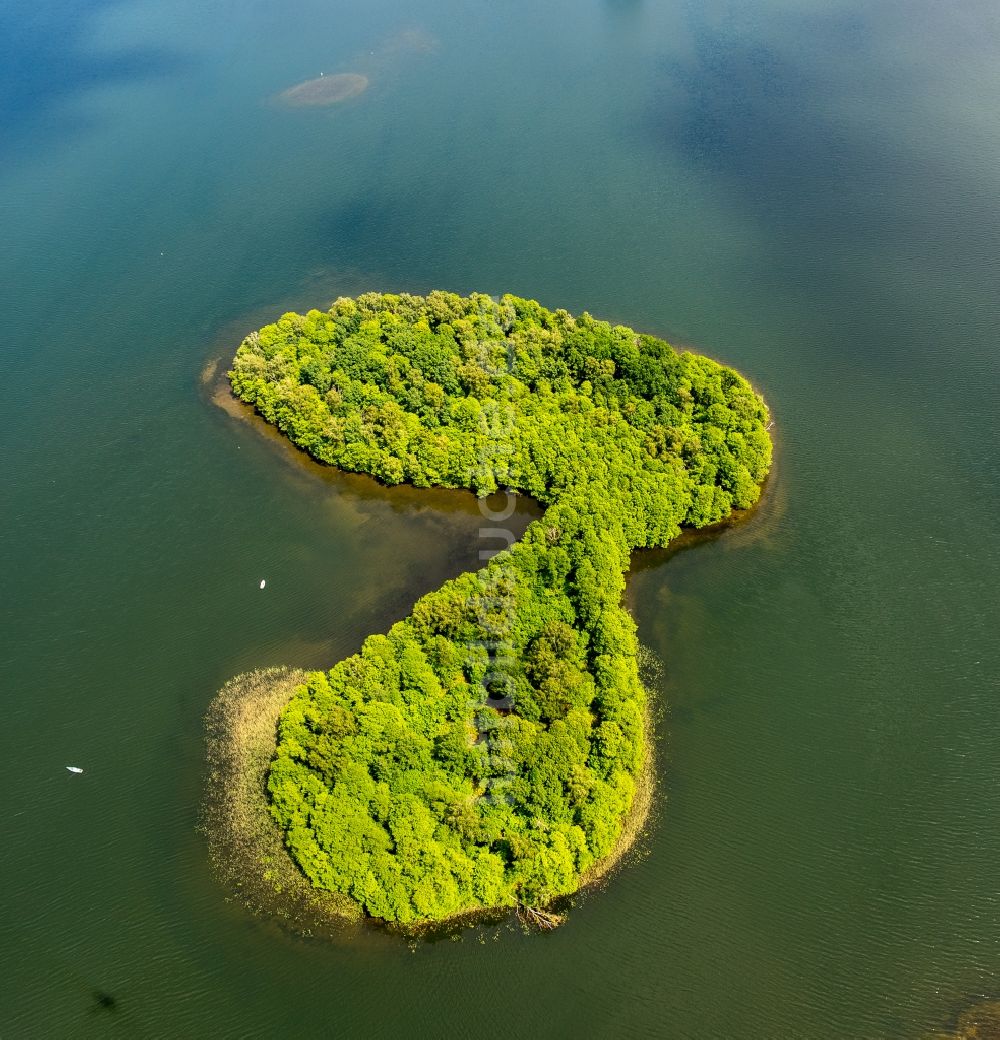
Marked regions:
[202,668,364,938]
[200,362,662,933]
[200,311,771,935]
[578,647,660,895]
[201,353,778,542]
[200,355,547,526]
[203,663,659,936]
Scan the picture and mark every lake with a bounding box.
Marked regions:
[2,0,999,1036]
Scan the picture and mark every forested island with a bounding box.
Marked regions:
[213,291,772,928]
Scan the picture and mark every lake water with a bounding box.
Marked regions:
[2,0,999,1036]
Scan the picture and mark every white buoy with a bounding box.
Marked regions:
[66,766,84,774]
[259,579,266,589]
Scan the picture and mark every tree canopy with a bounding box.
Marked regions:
[229,291,772,925]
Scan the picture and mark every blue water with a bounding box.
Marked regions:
[2,1,999,1036]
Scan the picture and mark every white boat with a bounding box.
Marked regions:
[259,579,266,589]
[66,766,84,774]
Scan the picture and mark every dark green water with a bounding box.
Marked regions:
[3,1,999,1036]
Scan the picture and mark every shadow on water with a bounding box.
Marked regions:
[199,351,542,531]
[1,0,190,162]
[628,411,785,596]
[623,468,782,707]
[91,990,116,1013]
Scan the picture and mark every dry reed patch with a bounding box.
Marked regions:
[202,667,362,930]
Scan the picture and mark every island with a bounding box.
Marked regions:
[206,291,772,930]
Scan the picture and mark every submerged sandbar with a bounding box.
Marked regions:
[277,73,368,107]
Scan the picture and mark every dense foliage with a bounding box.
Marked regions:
[229,291,771,925]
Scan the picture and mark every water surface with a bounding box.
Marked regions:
[2,1,999,1036]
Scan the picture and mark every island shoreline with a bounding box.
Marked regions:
[202,661,659,937]
[201,293,774,932]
